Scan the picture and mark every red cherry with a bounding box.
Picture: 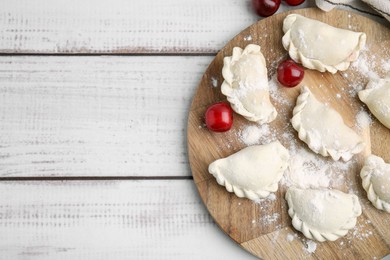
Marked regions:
[277,59,304,88]
[284,0,305,6]
[252,0,281,17]
[205,102,233,132]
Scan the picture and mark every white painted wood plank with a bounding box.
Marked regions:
[0,0,318,53]
[0,56,212,177]
[0,180,257,259]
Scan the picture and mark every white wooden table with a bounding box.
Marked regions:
[0,0,388,259]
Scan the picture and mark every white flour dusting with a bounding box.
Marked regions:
[244,35,252,41]
[211,77,218,88]
[227,44,389,250]
[382,59,390,72]
[281,146,353,190]
[347,218,374,241]
[304,240,317,254]
[283,149,331,189]
[286,233,295,242]
[309,192,326,215]
[297,29,309,51]
[344,49,379,99]
[267,193,276,201]
[238,124,274,146]
[356,110,372,129]
[254,193,277,207]
[269,75,293,106]
[352,54,379,81]
[262,213,280,225]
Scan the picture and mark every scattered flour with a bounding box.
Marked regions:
[254,193,277,207]
[280,147,352,190]
[267,193,276,201]
[382,59,390,72]
[262,213,280,225]
[349,49,382,97]
[347,218,374,241]
[221,44,388,253]
[345,49,384,98]
[211,77,218,88]
[239,125,264,145]
[352,53,379,80]
[304,240,317,254]
[238,124,275,146]
[269,74,293,106]
[356,110,372,129]
[244,35,252,41]
[286,233,295,242]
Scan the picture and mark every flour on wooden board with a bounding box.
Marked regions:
[262,213,280,225]
[382,59,390,72]
[349,48,390,99]
[243,35,252,41]
[286,233,295,242]
[211,77,218,88]
[238,124,275,146]
[304,240,317,254]
[356,110,372,129]
[220,44,387,251]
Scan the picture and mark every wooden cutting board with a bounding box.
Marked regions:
[187,8,390,260]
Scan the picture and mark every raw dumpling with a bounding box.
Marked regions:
[286,187,362,242]
[359,76,390,129]
[360,155,390,213]
[208,141,289,201]
[221,44,277,124]
[282,14,366,74]
[291,86,364,161]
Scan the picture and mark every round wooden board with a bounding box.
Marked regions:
[187,8,390,260]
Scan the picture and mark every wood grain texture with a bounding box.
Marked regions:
[0,0,259,54]
[0,56,213,177]
[1,0,386,54]
[0,180,257,260]
[187,8,390,259]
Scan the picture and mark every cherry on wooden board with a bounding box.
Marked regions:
[277,59,304,88]
[205,102,233,132]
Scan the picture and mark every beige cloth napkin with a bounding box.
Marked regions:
[315,0,390,22]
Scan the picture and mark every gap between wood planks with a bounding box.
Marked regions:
[0,52,217,56]
[0,176,193,181]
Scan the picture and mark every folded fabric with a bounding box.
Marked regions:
[315,0,390,22]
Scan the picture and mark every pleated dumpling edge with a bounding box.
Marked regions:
[291,86,365,161]
[208,141,289,201]
[286,187,362,242]
[221,44,277,124]
[282,14,366,74]
[360,154,390,213]
[359,76,390,129]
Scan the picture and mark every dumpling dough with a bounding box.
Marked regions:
[359,76,390,129]
[360,155,390,213]
[221,44,277,124]
[208,141,289,201]
[286,187,362,242]
[292,86,364,161]
[282,14,366,74]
